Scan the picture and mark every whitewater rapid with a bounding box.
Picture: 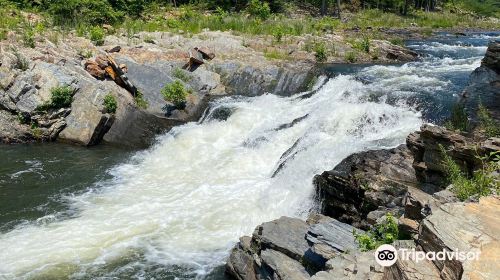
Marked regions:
[0,38,490,279]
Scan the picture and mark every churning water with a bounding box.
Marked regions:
[0,33,497,279]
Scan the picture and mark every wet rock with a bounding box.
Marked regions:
[418,196,500,280]
[372,40,419,62]
[226,237,259,280]
[314,145,417,229]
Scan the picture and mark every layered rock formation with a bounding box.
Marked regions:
[462,40,500,122]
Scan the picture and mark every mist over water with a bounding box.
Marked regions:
[0,34,496,279]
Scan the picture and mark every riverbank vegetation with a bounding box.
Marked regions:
[0,0,498,44]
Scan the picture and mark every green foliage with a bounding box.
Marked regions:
[0,29,7,41]
[444,102,469,132]
[17,112,30,124]
[272,26,284,43]
[89,26,105,46]
[78,49,93,58]
[440,144,499,201]
[246,0,271,20]
[172,67,191,82]
[264,49,290,60]
[477,103,499,137]
[134,90,148,109]
[161,81,190,107]
[345,51,357,63]
[351,37,370,53]
[45,0,120,26]
[353,213,399,251]
[143,34,155,43]
[103,93,117,113]
[314,42,327,63]
[38,86,74,111]
[22,26,35,48]
[389,37,404,46]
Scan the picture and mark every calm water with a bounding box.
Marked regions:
[0,32,498,279]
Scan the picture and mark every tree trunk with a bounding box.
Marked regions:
[321,0,327,16]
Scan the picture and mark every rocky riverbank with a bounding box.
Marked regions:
[0,26,418,147]
[226,41,500,279]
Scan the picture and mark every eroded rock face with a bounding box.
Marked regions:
[462,40,500,122]
[418,196,500,280]
[406,124,500,188]
[313,145,417,229]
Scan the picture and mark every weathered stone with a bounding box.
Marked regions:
[385,240,441,280]
[260,249,311,280]
[84,60,106,80]
[407,124,500,188]
[398,216,419,238]
[404,187,439,220]
[418,196,500,280]
[314,145,417,229]
[311,251,384,280]
[252,216,310,262]
[226,239,258,280]
[461,40,500,122]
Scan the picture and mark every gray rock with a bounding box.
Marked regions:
[252,216,310,262]
[306,219,360,254]
[260,249,311,280]
[314,145,417,229]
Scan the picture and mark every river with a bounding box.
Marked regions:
[0,32,498,279]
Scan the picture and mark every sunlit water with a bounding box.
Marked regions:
[0,33,497,279]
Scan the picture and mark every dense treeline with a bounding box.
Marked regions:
[2,0,499,25]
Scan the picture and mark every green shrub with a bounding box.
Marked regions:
[134,90,148,109]
[17,112,30,124]
[0,29,7,41]
[345,51,357,63]
[440,144,499,201]
[22,27,35,48]
[351,37,370,53]
[246,0,271,20]
[477,103,499,137]
[444,102,469,132]
[314,42,327,63]
[89,26,105,46]
[273,27,284,43]
[103,93,117,113]
[172,68,191,82]
[353,213,399,251]
[264,49,290,60]
[38,86,74,111]
[161,81,190,108]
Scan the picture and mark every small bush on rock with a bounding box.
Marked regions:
[90,26,105,46]
[314,42,327,63]
[38,86,74,111]
[103,93,117,113]
[440,144,499,201]
[353,213,399,251]
[161,81,191,108]
[444,102,469,132]
[477,103,499,137]
[134,91,148,109]
[172,68,191,82]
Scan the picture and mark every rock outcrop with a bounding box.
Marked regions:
[407,124,500,188]
[462,40,500,122]
[313,145,417,229]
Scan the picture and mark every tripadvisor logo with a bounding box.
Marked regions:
[374,244,481,267]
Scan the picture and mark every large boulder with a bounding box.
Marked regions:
[313,145,417,229]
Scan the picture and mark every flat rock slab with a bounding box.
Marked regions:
[418,196,500,280]
[306,218,361,254]
[252,216,310,261]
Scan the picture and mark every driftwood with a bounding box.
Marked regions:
[84,53,137,96]
[183,47,216,71]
